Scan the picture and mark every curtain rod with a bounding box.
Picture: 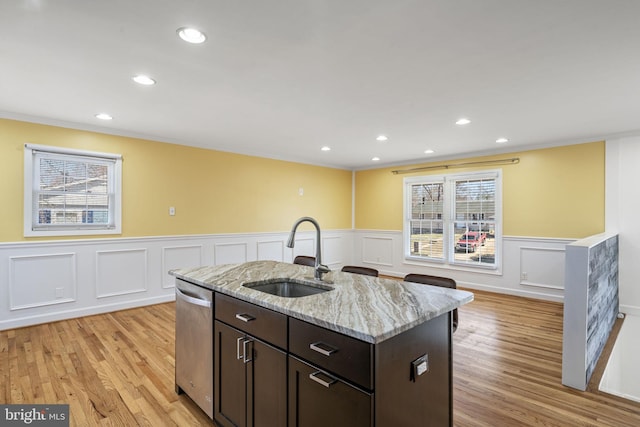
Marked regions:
[391,157,520,175]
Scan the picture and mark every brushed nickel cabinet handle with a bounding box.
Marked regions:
[235,313,256,322]
[242,339,253,364]
[309,371,337,388]
[236,337,244,360]
[310,341,338,356]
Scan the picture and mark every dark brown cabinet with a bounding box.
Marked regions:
[178,279,453,427]
[214,320,287,427]
[288,356,373,427]
[288,313,451,427]
[214,320,246,426]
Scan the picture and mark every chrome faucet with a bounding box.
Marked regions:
[286,216,330,281]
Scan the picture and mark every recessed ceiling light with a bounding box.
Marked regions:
[321,146,331,151]
[455,118,471,125]
[95,113,113,120]
[376,135,388,141]
[424,149,435,154]
[496,138,509,144]
[372,157,380,161]
[132,75,156,85]
[177,27,207,44]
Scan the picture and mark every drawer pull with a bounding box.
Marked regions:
[309,371,337,388]
[310,341,338,356]
[235,313,256,322]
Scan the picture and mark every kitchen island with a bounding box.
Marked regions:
[171,260,473,427]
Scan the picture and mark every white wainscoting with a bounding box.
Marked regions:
[256,240,284,263]
[96,248,148,298]
[0,229,353,330]
[361,236,394,267]
[161,245,204,288]
[1,228,572,330]
[9,253,77,310]
[214,242,248,265]
[519,246,566,290]
[353,230,573,301]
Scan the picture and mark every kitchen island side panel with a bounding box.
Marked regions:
[375,312,452,427]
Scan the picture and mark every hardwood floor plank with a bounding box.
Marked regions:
[453,289,640,427]
[1,290,639,426]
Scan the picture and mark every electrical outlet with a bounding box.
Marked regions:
[169,207,175,216]
[55,287,64,298]
[521,272,528,281]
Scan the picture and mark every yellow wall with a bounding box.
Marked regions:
[1,118,606,242]
[355,142,605,238]
[0,119,353,242]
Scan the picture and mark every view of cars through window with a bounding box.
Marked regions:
[407,174,498,267]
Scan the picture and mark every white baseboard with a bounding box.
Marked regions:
[0,294,175,330]
[455,281,565,302]
[620,304,640,317]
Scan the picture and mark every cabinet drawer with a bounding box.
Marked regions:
[289,318,373,390]
[288,356,373,427]
[215,293,287,349]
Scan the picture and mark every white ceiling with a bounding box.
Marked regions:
[2,0,640,170]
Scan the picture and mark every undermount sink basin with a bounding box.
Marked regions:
[242,278,333,298]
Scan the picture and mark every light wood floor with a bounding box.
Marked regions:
[1,290,639,426]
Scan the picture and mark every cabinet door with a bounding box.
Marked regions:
[247,339,287,427]
[214,321,247,427]
[288,356,372,427]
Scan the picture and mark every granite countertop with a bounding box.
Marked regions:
[170,260,474,344]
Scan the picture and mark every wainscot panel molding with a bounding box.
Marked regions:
[0,230,353,330]
[256,240,284,263]
[9,253,77,310]
[362,236,395,267]
[96,248,148,298]
[323,235,348,266]
[213,242,248,265]
[519,246,566,290]
[353,230,574,302]
[161,245,204,288]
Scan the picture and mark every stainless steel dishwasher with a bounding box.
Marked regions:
[175,278,214,419]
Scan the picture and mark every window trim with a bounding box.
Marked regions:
[403,169,502,271]
[24,143,122,237]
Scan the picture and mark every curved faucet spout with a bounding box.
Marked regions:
[286,216,330,281]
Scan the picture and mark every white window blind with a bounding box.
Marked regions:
[408,181,445,260]
[24,144,122,236]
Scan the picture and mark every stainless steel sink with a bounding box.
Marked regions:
[242,278,333,298]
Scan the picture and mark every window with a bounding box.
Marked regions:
[404,170,501,269]
[24,144,122,237]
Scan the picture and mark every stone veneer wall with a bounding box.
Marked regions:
[585,235,619,382]
[562,233,619,391]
